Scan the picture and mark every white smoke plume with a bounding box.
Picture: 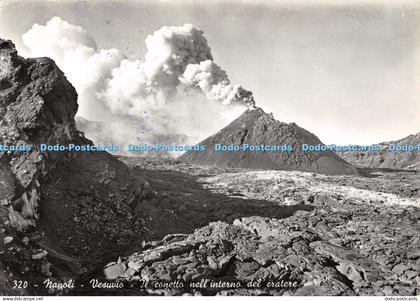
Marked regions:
[21,17,255,154]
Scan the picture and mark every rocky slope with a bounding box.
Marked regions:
[180,108,357,176]
[103,158,419,296]
[336,133,420,170]
[0,38,148,294]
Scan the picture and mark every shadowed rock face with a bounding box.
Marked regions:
[181,108,357,176]
[336,133,420,170]
[0,38,146,289]
[0,38,83,230]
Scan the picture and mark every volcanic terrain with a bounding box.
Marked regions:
[180,108,357,175]
[0,38,419,297]
[100,157,420,296]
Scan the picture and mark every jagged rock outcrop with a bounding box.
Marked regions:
[180,108,357,175]
[0,38,147,291]
[336,133,420,170]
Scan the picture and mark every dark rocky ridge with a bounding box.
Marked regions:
[181,108,357,175]
[0,38,148,294]
[336,133,420,170]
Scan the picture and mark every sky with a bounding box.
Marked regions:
[0,0,419,145]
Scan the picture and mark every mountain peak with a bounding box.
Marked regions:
[181,108,357,175]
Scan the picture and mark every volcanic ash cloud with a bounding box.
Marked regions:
[21,17,255,152]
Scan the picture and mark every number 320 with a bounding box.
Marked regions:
[13,280,28,288]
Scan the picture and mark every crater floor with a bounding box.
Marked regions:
[96,157,420,296]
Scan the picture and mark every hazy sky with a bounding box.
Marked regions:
[0,0,419,144]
